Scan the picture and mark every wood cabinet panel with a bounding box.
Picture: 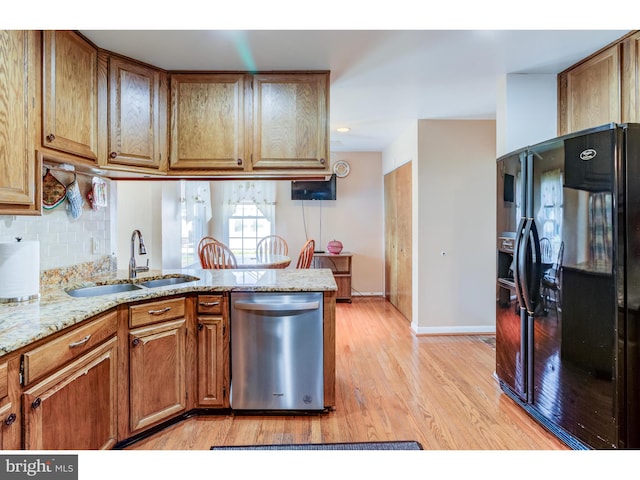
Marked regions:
[384,162,412,321]
[622,31,640,123]
[0,30,40,215]
[251,72,329,170]
[22,337,118,450]
[42,31,98,161]
[558,44,621,135]
[129,297,185,328]
[196,316,228,407]
[170,73,246,170]
[22,310,117,385]
[106,55,165,170]
[128,319,186,432]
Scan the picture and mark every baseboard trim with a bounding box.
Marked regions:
[412,324,496,335]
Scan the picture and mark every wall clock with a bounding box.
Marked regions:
[332,160,350,178]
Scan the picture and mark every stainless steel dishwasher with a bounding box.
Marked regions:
[230,291,324,411]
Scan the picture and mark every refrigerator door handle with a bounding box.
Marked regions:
[519,218,542,316]
[513,217,528,310]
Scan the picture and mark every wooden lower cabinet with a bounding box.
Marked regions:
[196,294,229,407]
[0,358,20,450]
[128,318,187,433]
[22,337,118,450]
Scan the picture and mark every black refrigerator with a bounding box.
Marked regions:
[496,122,640,449]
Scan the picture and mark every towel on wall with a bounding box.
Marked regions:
[66,175,84,219]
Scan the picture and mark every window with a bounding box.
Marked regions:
[222,181,276,260]
[179,180,211,268]
[228,203,271,259]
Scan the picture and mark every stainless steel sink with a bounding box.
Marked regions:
[138,275,198,288]
[66,283,144,298]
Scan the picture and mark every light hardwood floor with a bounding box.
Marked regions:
[126,296,567,450]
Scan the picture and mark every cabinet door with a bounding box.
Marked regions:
[42,30,98,161]
[558,44,621,135]
[129,319,186,432]
[622,31,640,123]
[170,73,246,170]
[251,73,329,170]
[22,337,118,450]
[0,30,40,215]
[384,162,412,321]
[107,55,165,170]
[0,358,20,450]
[196,316,228,407]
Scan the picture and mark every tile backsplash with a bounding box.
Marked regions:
[0,172,114,273]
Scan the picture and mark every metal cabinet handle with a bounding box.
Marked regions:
[4,413,16,426]
[46,133,55,142]
[110,151,118,159]
[199,301,220,307]
[132,338,140,347]
[148,307,171,315]
[32,398,41,409]
[68,335,91,348]
[237,158,243,166]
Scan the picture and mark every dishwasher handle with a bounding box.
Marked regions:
[233,300,320,313]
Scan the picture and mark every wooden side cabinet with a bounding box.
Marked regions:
[313,253,353,302]
[558,43,621,136]
[169,73,247,171]
[0,30,40,215]
[196,294,229,408]
[128,298,187,433]
[42,30,99,162]
[22,337,118,450]
[104,54,167,171]
[251,72,329,171]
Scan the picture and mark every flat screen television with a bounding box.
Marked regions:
[291,174,336,200]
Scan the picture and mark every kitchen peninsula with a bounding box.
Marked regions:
[0,267,337,450]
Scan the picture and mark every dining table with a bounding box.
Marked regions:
[235,253,291,269]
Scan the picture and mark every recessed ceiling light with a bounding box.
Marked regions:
[336,127,351,133]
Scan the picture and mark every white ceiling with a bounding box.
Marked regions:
[80,29,629,153]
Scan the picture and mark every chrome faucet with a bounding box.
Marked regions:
[129,229,149,278]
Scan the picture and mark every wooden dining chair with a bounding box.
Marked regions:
[197,236,219,266]
[256,235,289,261]
[199,241,237,269]
[295,239,315,269]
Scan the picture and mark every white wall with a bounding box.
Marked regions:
[416,120,496,334]
[115,182,164,271]
[496,73,557,157]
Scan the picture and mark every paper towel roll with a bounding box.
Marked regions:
[0,240,40,302]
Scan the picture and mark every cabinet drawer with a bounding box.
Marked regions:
[0,362,7,400]
[130,297,186,328]
[197,295,225,315]
[22,310,117,385]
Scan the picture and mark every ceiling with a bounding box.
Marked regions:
[80,30,630,153]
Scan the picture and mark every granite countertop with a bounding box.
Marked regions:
[0,267,337,358]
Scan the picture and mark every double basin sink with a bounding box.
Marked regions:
[66,275,199,298]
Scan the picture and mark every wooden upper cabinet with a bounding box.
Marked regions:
[42,30,98,162]
[0,30,41,215]
[106,55,166,170]
[622,31,640,124]
[251,72,329,170]
[170,73,246,171]
[558,44,621,136]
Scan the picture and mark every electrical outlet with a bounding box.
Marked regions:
[91,238,100,255]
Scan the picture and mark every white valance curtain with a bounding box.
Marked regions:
[221,181,277,239]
